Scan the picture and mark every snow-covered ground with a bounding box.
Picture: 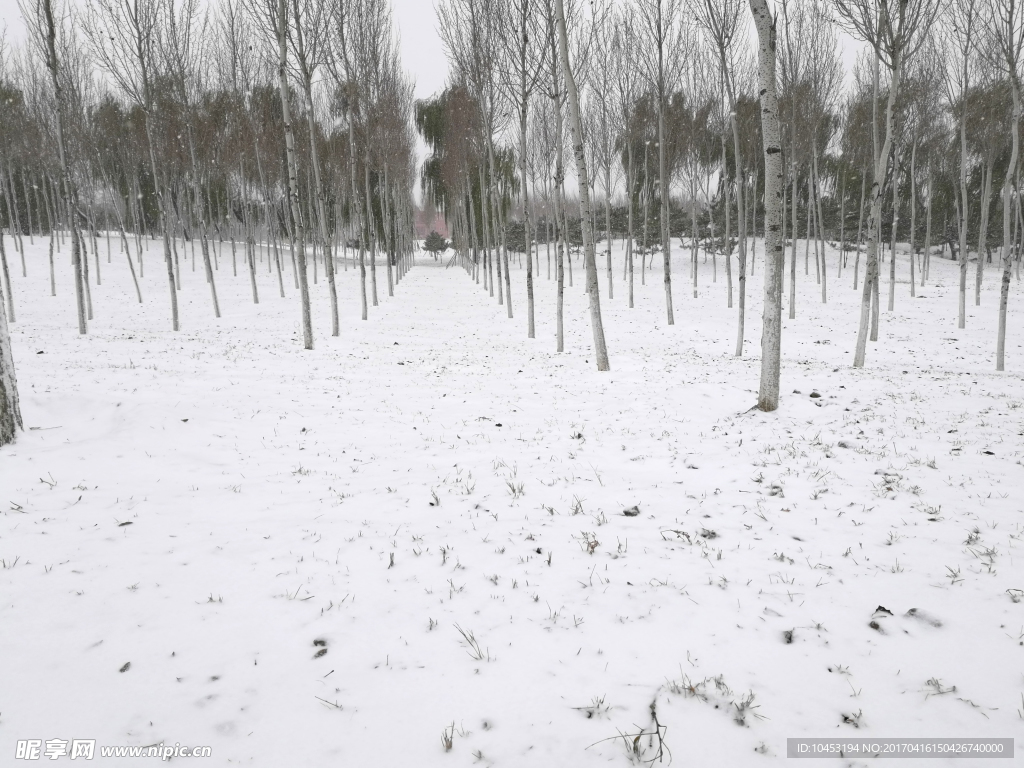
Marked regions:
[1,234,1022,766]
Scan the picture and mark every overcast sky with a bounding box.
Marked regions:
[0,0,450,102]
[390,0,448,101]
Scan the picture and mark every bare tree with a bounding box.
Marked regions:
[246,0,313,347]
[941,0,978,331]
[542,0,569,349]
[983,0,1024,369]
[635,0,685,325]
[555,0,609,370]
[327,0,370,320]
[611,10,641,308]
[750,0,785,410]
[290,0,339,335]
[834,0,942,367]
[694,0,749,354]
[0,248,18,446]
[587,0,616,301]
[23,0,87,333]
[0,28,21,445]
[438,0,506,309]
[497,0,547,337]
[86,0,180,330]
[159,0,220,317]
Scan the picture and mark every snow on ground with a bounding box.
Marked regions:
[1,233,1022,767]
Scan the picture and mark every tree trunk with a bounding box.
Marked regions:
[22,171,35,248]
[0,252,20,446]
[854,171,866,287]
[909,141,917,296]
[725,70,747,356]
[520,105,536,335]
[997,78,1020,370]
[297,55,339,334]
[888,155,900,312]
[0,232,12,322]
[751,0,784,411]
[486,138,505,306]
[853,47,900,368]
[789,167,797,318]
[724,136,734,309]
[627,141,635,308]
[104,176,141,303]
[499,184,513,317]
[976,155,993,305]
[605,163,613,301]
[7,169,25,261]
[183,130,218,316]
[480,164,494,297]
[364,154,379,307]
[383,175,396,297]
[958,100,969,329]
[2,169,20,259]
[923,163,932,286]
[276,0,312,349]
[142,120,178,331]
[37,0,86,335]
[555,0,609,370]
[519,82,536,338]
[813,147,826,303]
[659,75,674,325]
[805,173,812,277]
[546,13,567,351]
[641,143,649,286]
[691,183,698,298]
[838,170,846,278]
[239,161,259,304]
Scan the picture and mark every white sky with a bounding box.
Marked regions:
[392,0,448,101]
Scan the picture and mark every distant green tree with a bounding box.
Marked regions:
[424,230,450,254]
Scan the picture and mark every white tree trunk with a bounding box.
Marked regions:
[750,0,784,411]
[853,48,901,368]
[998,78,1020,370]
[555,0,609,371]
[0,254,20,446]
[277,0,313,349]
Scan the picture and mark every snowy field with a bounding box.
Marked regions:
[1,234,1022,767]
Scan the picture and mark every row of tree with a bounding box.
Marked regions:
[0,0,422,445]
[4,0,1024,444]
[419,0,1021,384]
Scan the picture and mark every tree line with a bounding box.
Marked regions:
[0,0,418,337]
[0,0,420,444]
[419,0,1021,387]
[3,0,1024,445]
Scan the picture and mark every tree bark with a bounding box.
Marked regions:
[292,5,339,335]
[0,227,13,324]
[958,87,969,329]
[555,0,609,370]
[658,28,674,325]
[276,0,313,348]
[751,0,784,411]
[627,140,635,308]
[853,46,901,368]
[888,155,900,312]
[0,250,20,446]
[923,163,932,285]
[997,77,1020,370]
[37,0,86,334]
[976,155,993,305]
[909,140,917,297]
